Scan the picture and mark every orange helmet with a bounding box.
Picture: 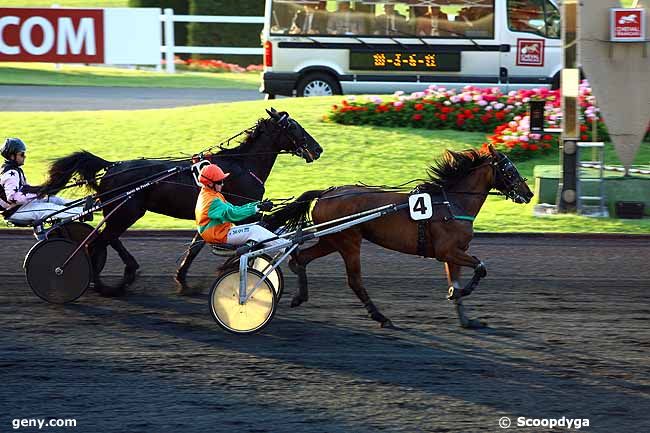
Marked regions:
[199,164,230,188]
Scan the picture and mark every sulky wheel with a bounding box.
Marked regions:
[209,268,277,335]
[251,254,284,300]
[24,238,92,304]
[47,222,107,274]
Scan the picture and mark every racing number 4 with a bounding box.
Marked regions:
[408,193,433,221]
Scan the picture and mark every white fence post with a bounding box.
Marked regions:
[159,12,264,71]
[163,8,176,73]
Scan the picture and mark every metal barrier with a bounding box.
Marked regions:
[160,8,264,74]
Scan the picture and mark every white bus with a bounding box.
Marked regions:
[261,0,561,98]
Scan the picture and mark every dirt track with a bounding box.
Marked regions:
[1,232,649,433]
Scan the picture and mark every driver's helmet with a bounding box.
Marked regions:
[1,138,27,160]
[199,164,230,188]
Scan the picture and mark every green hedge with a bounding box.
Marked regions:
[188,0,263,66]
[128,0,189,49]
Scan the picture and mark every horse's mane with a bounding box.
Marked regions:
[215,115,280,158]
[420,149,490,192]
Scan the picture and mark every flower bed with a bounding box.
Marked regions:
[327,82,649,160]
[166,56,263,73]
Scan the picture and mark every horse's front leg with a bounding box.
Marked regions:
[444,259,487,329]
[445,250,486,300]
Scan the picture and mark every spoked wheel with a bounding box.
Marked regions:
[24,238,93,304]
[47,222,107,274]
[209,268,277,335]
[218,254,284,300]
[251,254,284,300]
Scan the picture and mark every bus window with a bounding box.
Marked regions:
[544,0,561,39]
[270,1,494,38]
[508,0,544,35]
[409,1,494,39]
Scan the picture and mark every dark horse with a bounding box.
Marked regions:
[41,109,323,297]
[266,145,533,329]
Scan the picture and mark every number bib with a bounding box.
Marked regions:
[408,193,433,221]
[191,160,212,187]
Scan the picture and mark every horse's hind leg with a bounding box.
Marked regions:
[288,238,336,307]
[94,202,146,297]
[336,234,394,329]
[444,261,487,329]
[175,233,205,295]
[109,239,139,286]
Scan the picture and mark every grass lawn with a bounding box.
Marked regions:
[0,63,260,89]
[2,96,648,233]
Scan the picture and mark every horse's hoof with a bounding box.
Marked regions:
[380,319,396,329]
[290,295,306,308]
[461,318,488,329]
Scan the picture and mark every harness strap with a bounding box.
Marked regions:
[417,221,428,257]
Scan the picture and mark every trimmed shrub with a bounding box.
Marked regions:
[188,0,263,66]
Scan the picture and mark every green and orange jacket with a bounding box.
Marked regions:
[195,188,259,244]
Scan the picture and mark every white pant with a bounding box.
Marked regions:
[8,196,84,224]
[226,223,291,250]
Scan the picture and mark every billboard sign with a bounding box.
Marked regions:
[0,8,160,64]
[610,8,646,42]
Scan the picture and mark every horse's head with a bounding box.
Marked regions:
[266,108,323,163]
[486,144,534,204]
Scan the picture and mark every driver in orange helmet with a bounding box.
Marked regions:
[195,163,289,249]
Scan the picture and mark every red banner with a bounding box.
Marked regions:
[0,8,104,62]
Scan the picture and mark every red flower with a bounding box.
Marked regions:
[581,135,588,141]
[529,144,539,151]
[412,114,423,121]
[580,124,588,132]
[414,103,424,111]
[439,114,448,121]
[441,106,452,113]
[456,118,465,127]
[542,134,553,141]
[495,111,506,120]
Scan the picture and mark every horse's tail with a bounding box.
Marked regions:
[42,151,112,194]
[264,189,325,232]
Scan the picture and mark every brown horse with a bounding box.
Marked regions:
[267,145,533,329]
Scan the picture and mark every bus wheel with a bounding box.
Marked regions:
[297,73,341,97]
[551,72,560,90]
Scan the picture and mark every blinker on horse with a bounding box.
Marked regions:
[266,144,533,329]
[40,108,323,297]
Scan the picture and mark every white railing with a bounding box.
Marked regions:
[161,8,264,73]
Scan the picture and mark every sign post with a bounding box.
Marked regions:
[558,0,580,213]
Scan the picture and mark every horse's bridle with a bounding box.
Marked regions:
[273,114,317,162]
[490,153,528,202]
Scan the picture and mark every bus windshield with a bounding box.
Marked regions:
[270,0,495,39]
